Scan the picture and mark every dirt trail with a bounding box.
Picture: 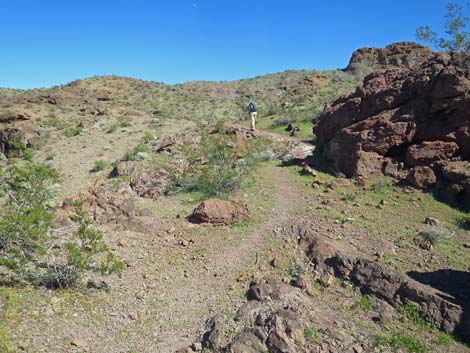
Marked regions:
[12,162,305,353]
[156,165,301,351]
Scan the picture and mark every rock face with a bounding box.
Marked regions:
[316,51,470,208]
[190,197,250,225]
[345,42,434,77]
[304,232,470,340]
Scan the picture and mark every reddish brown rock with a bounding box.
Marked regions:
[406,141,459,167]
[130,170,171,199]
[346,42,434,77]
[316,50,470,208]
[190,197,250,225]
[406,166,437,189]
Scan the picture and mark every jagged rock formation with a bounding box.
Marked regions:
[345,42,434,77]
[316,51,470,209]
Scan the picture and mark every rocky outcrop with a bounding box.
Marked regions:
[0,127,28,156]
[0,110,31,123]
[304,233,470,340]
[130,170,171,199]
[345,42,434,77]
[316,51,470,208]
[190,197,250,225]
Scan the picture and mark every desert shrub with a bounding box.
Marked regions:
[372,179,389,192]
[0,163,122,288]
[106,124,118,133]
[91,159,107,172]
[62,126,83,137]
[373,331,427,353]
[123,141,150,161]
[0,162,60,275]
[419,224,455,245]
[141,131,154,143]
[177,123,260,199]
[4,141,34,160]
[351,296,373,311]
[117,116,132,127]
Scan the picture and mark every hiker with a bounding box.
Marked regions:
[246,101,258,131]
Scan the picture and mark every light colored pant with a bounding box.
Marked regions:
[249,112,257,131]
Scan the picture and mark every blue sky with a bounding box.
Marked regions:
[0,0,460,89]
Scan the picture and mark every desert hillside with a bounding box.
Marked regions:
[0,42,469,353]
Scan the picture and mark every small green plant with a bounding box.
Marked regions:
[141,131,154,143]
[335,214,352,224]
[341,193,357,202]
[373,331,427,353]
[117,116,132,127]
[372,179,389,192]
[351,296,373,312]
[91,160,107,173]
[294,338,303,348]
[62,126,83,137]
[123,142,150,161]
[106,124,118,133]
[399,302,432,329]
[433,331,453,346]
[304,327,317,344]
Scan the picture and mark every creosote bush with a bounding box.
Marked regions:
[0,162,122,289]
[176,121,261,199]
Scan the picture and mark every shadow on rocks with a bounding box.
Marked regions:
[408,269,470,343]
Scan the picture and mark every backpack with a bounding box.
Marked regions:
[247,102,257,113]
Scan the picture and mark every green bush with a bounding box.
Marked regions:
[123,141,150,161]
[62,126,83,137]
[117,116,132,127]
[0,162,122,288]
[177,124,260,199]
[0,163,60,274]
[91,159,107,172]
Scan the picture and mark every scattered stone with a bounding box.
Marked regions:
[71,339,86,348]
[190,197,250,225]
[415,234,434,250]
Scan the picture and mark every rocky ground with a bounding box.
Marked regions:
[0,42,469,353]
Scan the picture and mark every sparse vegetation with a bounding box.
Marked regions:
[0,162,121,289]
[351,296,373,311]
[91,159,107,172]
[62,126,83,137]
[416,2,470,52]
[123,141,150,161]
[419,224,456,246]
[177,123,261,199]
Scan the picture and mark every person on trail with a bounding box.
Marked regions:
[246,101,258,131]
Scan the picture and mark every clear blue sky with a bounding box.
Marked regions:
[0,0,460,89]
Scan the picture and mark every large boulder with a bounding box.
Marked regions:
[345,41,434,77]
[190,197,250,225]
[316,50,470,207]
